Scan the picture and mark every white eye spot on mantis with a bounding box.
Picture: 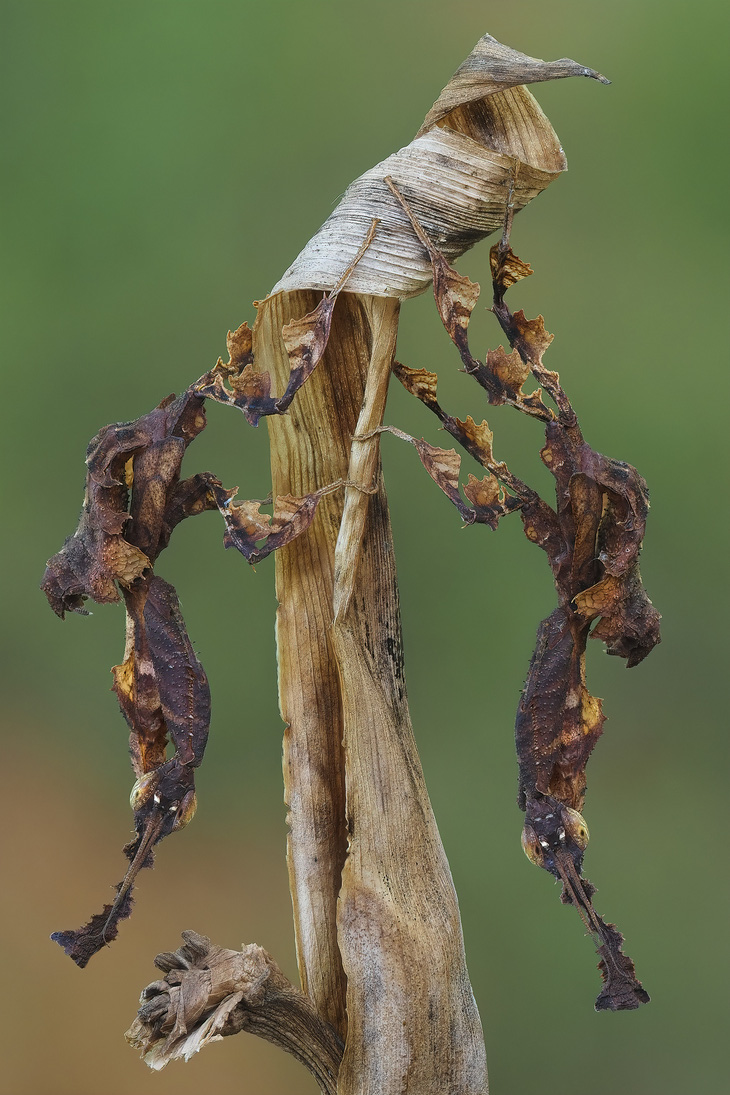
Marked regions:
[539,839,550,848]
[545,813,554,820]
[558,828,566,842]
[153,792,161,805]
[168,804,177,813]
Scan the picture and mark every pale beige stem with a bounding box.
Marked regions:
[263,288,487,1092]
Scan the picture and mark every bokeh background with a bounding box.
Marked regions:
[2,1,727,1092]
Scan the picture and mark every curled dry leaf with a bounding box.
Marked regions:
[272,35,607,300]
[417,34,609,134]
[274,129,502,299]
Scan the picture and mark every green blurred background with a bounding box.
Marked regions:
[2,1,727,1092]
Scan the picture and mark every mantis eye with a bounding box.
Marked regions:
[562,807,590,849]
[129,771,158,811]
[521,824,545,867]
[171,790,197,832]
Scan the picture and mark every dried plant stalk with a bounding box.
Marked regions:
[264,288,487,1092]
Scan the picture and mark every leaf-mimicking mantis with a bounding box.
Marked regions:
[41,231,378,966]
[378,178,660,1010]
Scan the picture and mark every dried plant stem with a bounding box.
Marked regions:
[262,289,488,1093]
